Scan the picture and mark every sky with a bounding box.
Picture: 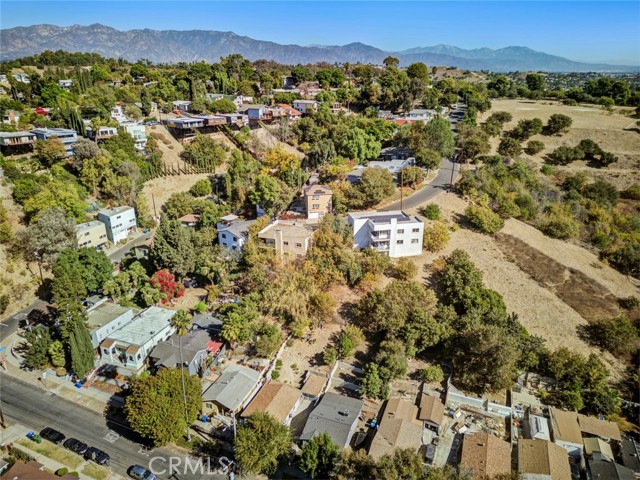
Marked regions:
[1,1,639,65]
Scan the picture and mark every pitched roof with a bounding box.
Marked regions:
[589,458,636,480]
[368,398,423,460]
[459,432,511,480]
[202,364,261,411]
[300,392,364,449]
[584,437,614,462]
[302,184,333,196]
[418,394,445,425]
[620,436,640,473]
[550,408,582,446]
[518,439,571,480]
[301,371,327,397]
[178,214,200,223]
[150,329,212,367]
[578,414,622,442]
[241,381,301,423]
[1,461,60,480]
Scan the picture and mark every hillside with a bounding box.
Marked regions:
[1,24,638,72]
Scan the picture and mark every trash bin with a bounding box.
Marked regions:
[75,381,82,388]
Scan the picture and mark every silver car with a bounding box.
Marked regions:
[128,465,156,480]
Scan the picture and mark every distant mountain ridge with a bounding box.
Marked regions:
[1,24,637,72]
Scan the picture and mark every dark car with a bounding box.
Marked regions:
[40,427,65,444]
[128,465,157,480]
[63,438,88,455]
[84,447,110,465]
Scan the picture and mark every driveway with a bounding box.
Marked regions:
[106,231,153,264]
[382,155,460,211]
[0,299,48,343]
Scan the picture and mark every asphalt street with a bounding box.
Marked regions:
[382,155,460,211]
[0,376,227,480]
[0,299,48,344]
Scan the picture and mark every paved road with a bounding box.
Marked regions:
[382,156,460,211]
[106,232,153,264]
[0,376,226,480]
[0,299,48,343]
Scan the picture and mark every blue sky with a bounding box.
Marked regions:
[2,1,639,65]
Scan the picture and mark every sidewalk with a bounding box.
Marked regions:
[2,332,121,412]
[1,424,124,480]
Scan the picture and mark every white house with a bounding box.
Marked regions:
[216,214,255,252]
[293,100,319,115]
[119,121,147,150]
[86,301,138,348]
[97,206,137,244]
[58,79,73,89]
[99,306,177,373]
[348,210,423,258]
[111,105,126,121]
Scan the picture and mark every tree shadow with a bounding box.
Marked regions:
[337,301,357,325]
[576,324,597,347]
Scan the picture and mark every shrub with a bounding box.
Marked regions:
[270,369,280,380]
[539,209,580,239]
[323,347,337,365]
[548,146,584,165]
[420,365,445,383]
[587,315,638,356]
[391,258,418,280]
[577,139,603,159]
[56,468,69,476]
[193,301,207,314]
[0,294,9,314]
[619,296,640,310]
[189,178,212,197]
[583,180,619,207]
[621,184,640,200]
[497,137,522,158]
[525,140,545,155]
[546,114,573,135]
[420,203,441,221]
[540,164,554,176]
[465,205,505,234]
[423,221,450,252]
[563,98,578,106]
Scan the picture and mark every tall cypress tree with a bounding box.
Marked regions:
[61,303,96,379]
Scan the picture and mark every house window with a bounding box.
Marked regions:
[233,236,237,242]
[397,229,404,234]
[295,243,302,248]
[397,240,404,245]
[312,204,320,209]
[412,228,420,233]
[312,195,320,200]
[137,353,141,360]
[221,233,227,239]
[283,241,289,246]
[411,239,419,244]
[103,348,110,354]
[128,355,134,361]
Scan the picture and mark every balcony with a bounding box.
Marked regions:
[370,230,391,240]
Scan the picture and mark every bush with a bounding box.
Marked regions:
[391,258,417,280]
[56,468,69,477]
[420,365,445,383]
[0,294,9,314]
[423,221,450,252]
[540,209,580,239]
[587,315,638,356]
[189,178,212,197]
[525,140,545,155]
[619,296,639,310]
[546,114,573,135]
[193,301,207,314]
[583,180,619,207]
[540,164,554,176]
[563,98,578,106]
[465,205,505,234]
[621,183,640,200]
[548,146,584,165]
[420,203,441,221]
[270,369,280,380]
[497,136,522,158]
[323,347,337,365]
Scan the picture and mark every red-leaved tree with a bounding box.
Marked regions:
[150,269,185,303]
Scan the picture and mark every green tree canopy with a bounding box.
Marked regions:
[300,432,341,479]
[234,412,291,475]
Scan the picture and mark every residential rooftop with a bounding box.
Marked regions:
[0,131,35,139]
[241,381,302,424]
[86,302,137,329]
[549,407,582,445]
[202,364,261,412]
[258,220,315,241]
[300,392,364,449]
[97,205,134,217]
[577,413,622,442]
[76,220,105,234]
[348,210,422,224]
[418,394,445,425]
[369,397,422,460]
[459,432,511,480]
[217,219,255,239]
[105,306,175,346]
[518,439,571,480]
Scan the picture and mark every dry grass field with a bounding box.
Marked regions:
[485,99,640,189]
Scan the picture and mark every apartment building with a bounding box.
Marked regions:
[97,206,137,244]
[348,210,423,258]
[31,128,78,156]
[76,220,108,249]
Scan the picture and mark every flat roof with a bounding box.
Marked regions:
[348,210,421,224]
[258,220,314,241]
[0,131,35,139]
[104,306,176,346]
[76,220,106,234]
[98,205,134,217]
[87,302,136,328]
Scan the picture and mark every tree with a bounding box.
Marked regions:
[189,178,212,197]
[452,324,520,393]
[336,325,364,359]
[497,136,522,158]
[22,180,87,222]
[423,117,456,158]
[209,98,237,113]
[234,412,291,475]
[525,73,545,92]
[34,138,67,167]
[254,323,282,358]
[586,315,638,356]
[356,167,395,207]
[51,248,113,304]
[406,62,429,84]
[171,310,193,439]
[375,448,425,480]
[423,221,450,252]
[360,363,386,399]
[61,304,96,379]
[125,368,201,446]
[23,328,53,370]
[392,258,418,280]
[398,166,424,187]
[149,269,185,301]
[414,148,441,169]
[72,137,102,163]
[465,205,504,234]
[337,128,381,161]
[19,208,77,272]
[376,338,408,383]
[151,216,197,277]
[48,340,66,368]
[331,448,377,480]
[420,365,445,383]
[421,204,441,221]
[248,175,282,216]
[509,118,543,140]
[383,56,400,68]
[300,432,340,479]
[263,146,301,178]
[180,134,226,170]
[546,114,573,135]
[548,146,583,165]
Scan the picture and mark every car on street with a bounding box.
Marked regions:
[84,447,110,465]
[128,465,157,480]
[63,438,89,455]
[40,427,65,444]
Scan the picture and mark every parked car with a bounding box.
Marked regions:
[128,465,157,480]
[63,438,88,455]
[40,427,65,444]
[84,447,110,465]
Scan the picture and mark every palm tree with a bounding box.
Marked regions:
[171,309,193,440]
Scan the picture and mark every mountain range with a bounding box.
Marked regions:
[1,24,637,72]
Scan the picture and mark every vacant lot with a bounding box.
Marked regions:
[486,99,640,189]
[142,173,212,214]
